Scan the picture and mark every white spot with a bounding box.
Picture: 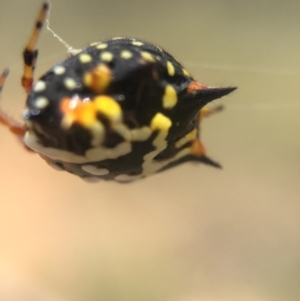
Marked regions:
[132,41,144,46]
[53,66,66,75]
[100,51,113,62]
[115,174,143,182]
[82,165,109,176]
[81,176,102,183]
[120,50,133,60]
[24,131,132,164]
[64,78,77,90]
[96,43,108,49]
[79,53,92,63]
[34,97,49,109]
[34,81,46,92]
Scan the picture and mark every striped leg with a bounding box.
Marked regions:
[0,2,49,147]
[22,2,49,93]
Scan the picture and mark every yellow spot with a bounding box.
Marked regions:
[150,113,172,131]
[166,61,175,76]
[162,85,177,109]
[64,78,77,90]
[140,51,155,62]
[96,43,108,49]
[94,96,122,122]
[132,41,144,46]
[100,51,113,62]
[182,68,191,77]
[79,53,92,63]
[120,50,133,59]
[83,64,111,93]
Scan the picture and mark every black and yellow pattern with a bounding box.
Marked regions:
[1,2,236,182]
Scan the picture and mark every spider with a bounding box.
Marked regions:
[0,2,236,183]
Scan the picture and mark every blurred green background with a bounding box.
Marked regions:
[0,0,299,300]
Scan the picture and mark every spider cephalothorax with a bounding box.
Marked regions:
[0,2,236,182]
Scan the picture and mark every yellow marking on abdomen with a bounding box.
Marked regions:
[79,53,92,63]
[140,51,155,63]
[162,85,177,109]
[132,41,144,46]
[120,50,133,59]
[150,112,172,131]
[175,128,197,148]
[166,61,175,76]
[83,64,112,93]
[100,51,113,62]
[96,43,108,49]
[94,96,122,122]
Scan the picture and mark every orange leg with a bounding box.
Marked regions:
[200,104,224,121]
[189,105,224,168]
[0,69,26,136]
[22,2,49,93]
[0,2,49,149]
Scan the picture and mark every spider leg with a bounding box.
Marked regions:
[0,69,27,139]
[200,104,224,121]
[188,104,225,168]
[0,3,49,151]
[22,2,49,93]
[0,68,9,94]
